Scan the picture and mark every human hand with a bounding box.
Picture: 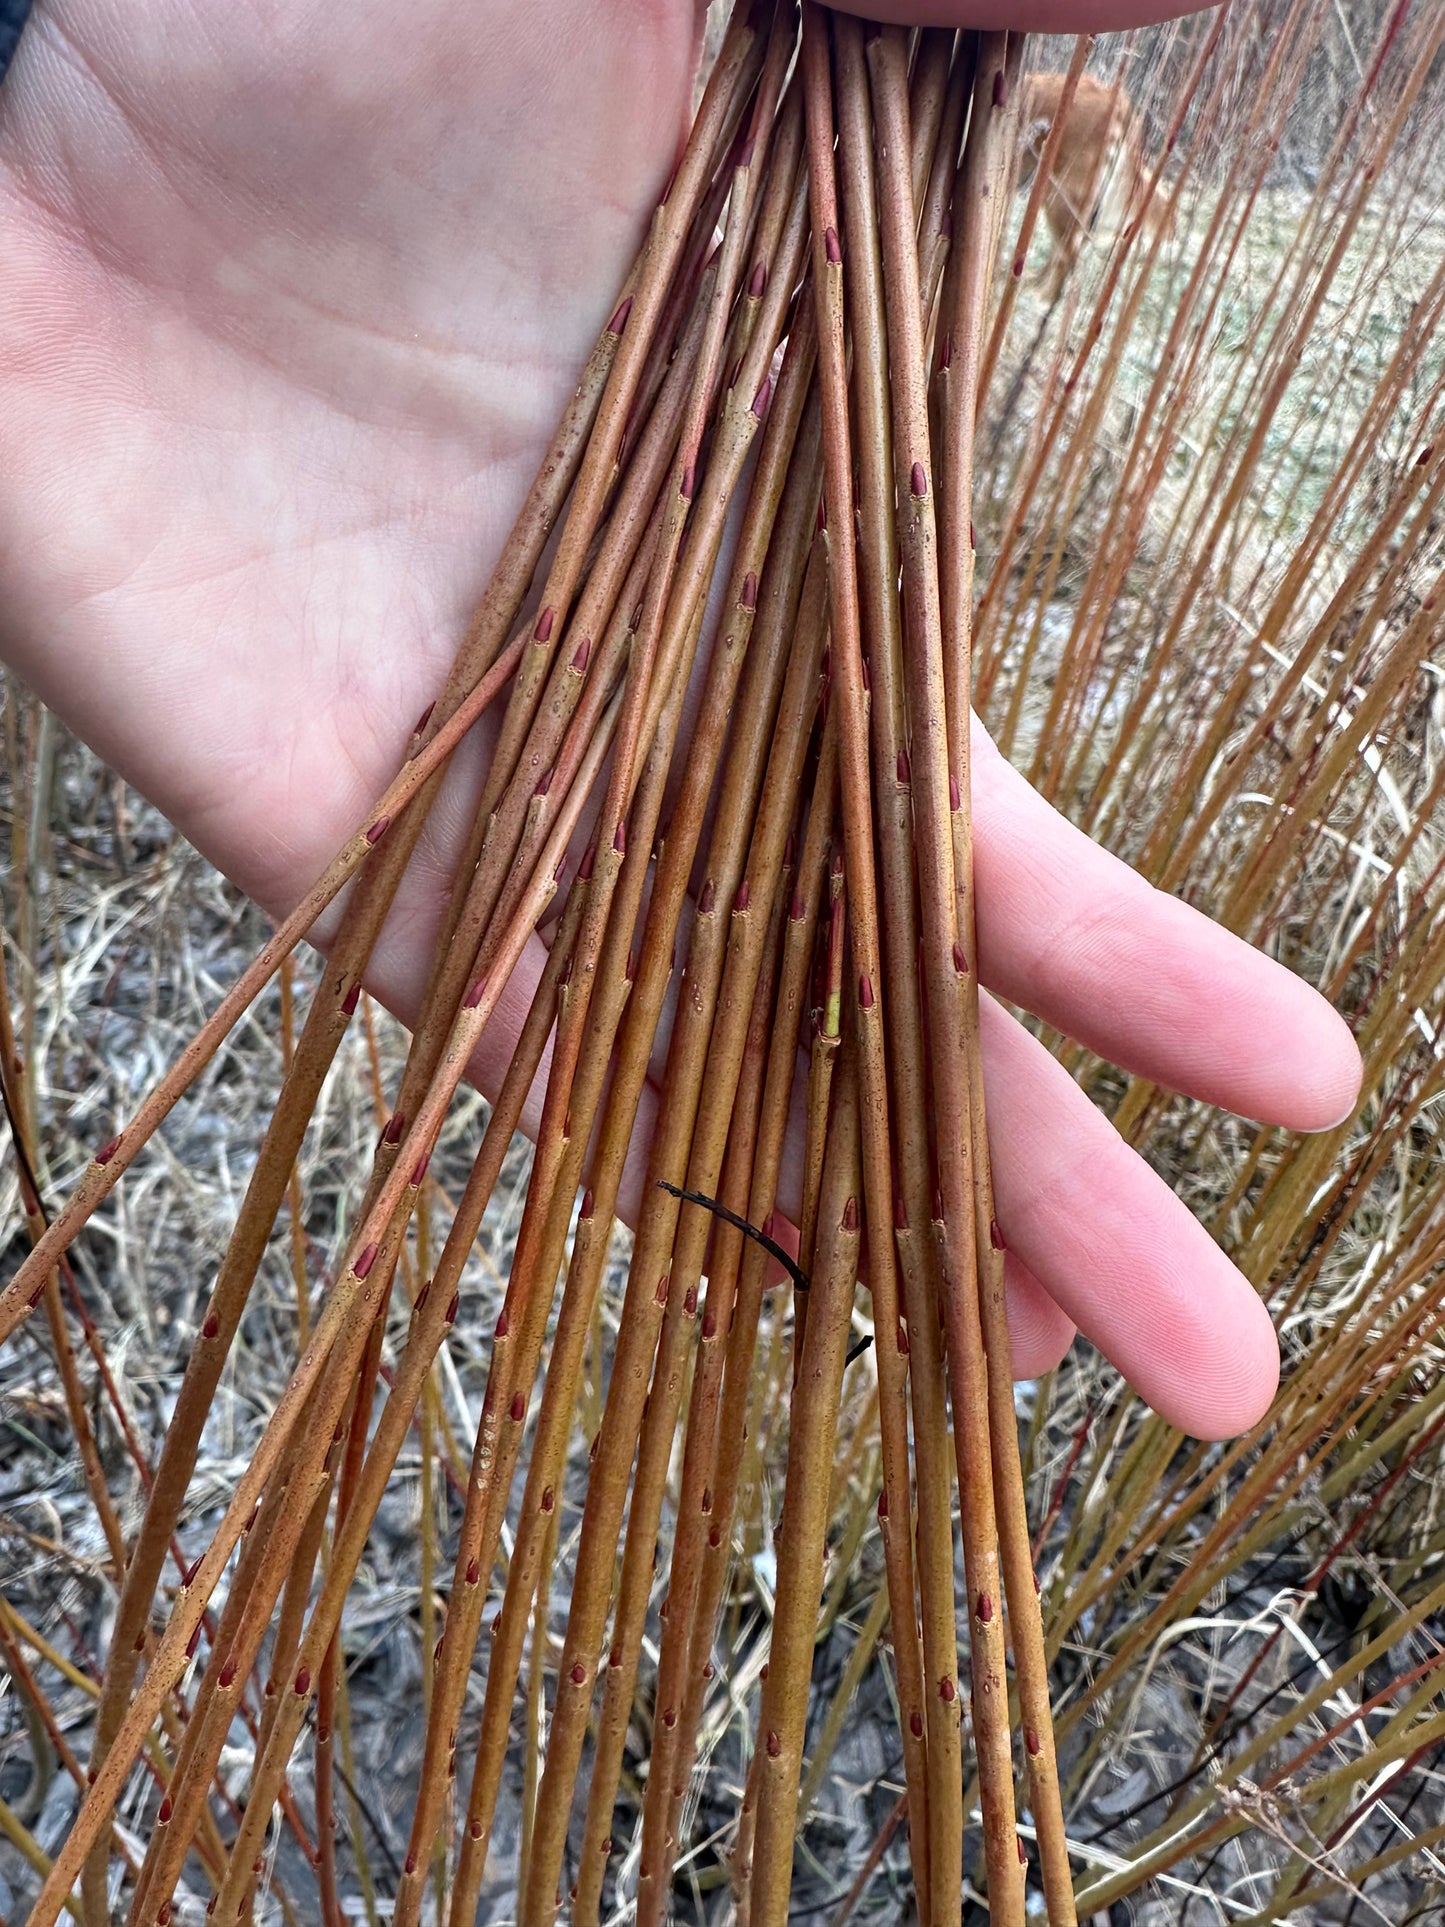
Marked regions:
[0,0,1356,1439]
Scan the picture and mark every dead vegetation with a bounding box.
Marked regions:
[3,3,1445,1923]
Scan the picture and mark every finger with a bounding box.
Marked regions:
[1003,1250,1078,1378]
[971,722,1362,1133]
[982,991,1279,1438]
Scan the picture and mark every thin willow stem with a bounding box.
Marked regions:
[800,20,932,1914]
[913,28,1075,1922]
[844,22,963,1919]
[203,876,587,1926]
[658,712,839,1895]
[1,624,524,1352]
[523,390,830,1923]
[748,1039,862,1923]
[874,20,1025,1916]
[599,870,789,1927]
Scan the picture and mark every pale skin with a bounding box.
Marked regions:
[0,1,1362,1438]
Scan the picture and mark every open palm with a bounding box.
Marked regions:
[0,0,1361,1435]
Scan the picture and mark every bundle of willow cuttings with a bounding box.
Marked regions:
[10,1,1440,1923]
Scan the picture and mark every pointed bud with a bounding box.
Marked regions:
[354,1242,378,1280]
[949,773,962,811]
[953,942,969,976]
[202,1312,219,1339]
[341,981,361,1016]
[976,1592,994,1623]
[751,374,772,419]
[607,295,634,335]
[365,814,391,845]
[465,973,489,1009]
[413,701,436,735]
[534,606,555,643]
[897,748,911,785]
[748,260,767,298]
[992,67,1008,108]
[95,1134,123,1166]
[843,1196,859,1231]
[824,226,841,265]
[990,1217,1005,1251]
[295,1666,311,1696]
[383,1110,406,1145]
[910,461,928,498]
[699,878,717,916]
[509,1391,525,1421]
[735,879,751,913]
[858,973,875,1010]
[613,818,627,856]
